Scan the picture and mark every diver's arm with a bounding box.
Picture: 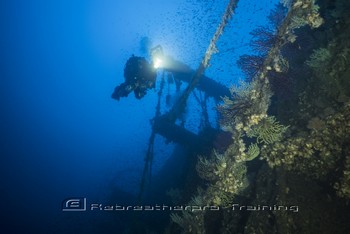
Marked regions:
[111,82,134,100]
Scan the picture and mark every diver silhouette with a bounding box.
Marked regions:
[111,55,157,100]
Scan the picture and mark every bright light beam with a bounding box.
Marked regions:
[153,57,162,69]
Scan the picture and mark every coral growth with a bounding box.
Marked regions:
[288,0,324,31]
[306,47,331,68]
[250,26,277,55]
[261,102,350,180]
[170,195,206,233]
[246,143,260,161]
[246,116,288,144]
[218,80,272,130]
[268,3,288,28]
[237,55,264,82]
[196,141,248,206]
[334,153,350,199]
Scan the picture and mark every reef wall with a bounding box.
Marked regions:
[167,0,350,233]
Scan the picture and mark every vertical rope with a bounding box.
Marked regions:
[138,71,165,202]
[167,0,239,122]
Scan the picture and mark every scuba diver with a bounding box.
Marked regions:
[111,45,163,100]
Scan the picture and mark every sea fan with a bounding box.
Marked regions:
[237,54,264,82]
[250,26,276,55]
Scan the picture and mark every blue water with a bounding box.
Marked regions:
[1,0,277,233]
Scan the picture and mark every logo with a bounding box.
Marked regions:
[62,198,86,211]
